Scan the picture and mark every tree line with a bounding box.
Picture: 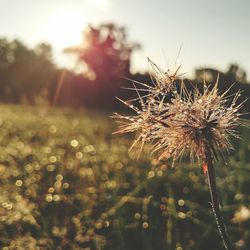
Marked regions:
[0,23,249,114]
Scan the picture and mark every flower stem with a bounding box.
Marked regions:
[203,143,234,250]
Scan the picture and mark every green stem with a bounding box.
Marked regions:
[203,143,234,250]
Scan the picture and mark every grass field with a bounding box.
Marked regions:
[0,105,249,250]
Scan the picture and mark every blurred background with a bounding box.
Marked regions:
[0,0,249,249]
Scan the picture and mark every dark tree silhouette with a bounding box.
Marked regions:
[0,38,56,104]
[225,64,247,83]
[64,23,140,108]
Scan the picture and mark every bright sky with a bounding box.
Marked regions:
[0,0,250,79]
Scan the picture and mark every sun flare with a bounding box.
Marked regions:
[42,10,87,50]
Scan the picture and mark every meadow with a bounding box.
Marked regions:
[0,104,249,250]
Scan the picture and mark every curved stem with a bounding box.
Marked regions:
[203,143,234,250]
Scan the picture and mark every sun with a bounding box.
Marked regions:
[86,0,113,11]
[42,10,87,51]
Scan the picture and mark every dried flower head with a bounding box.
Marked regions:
[113,62,245,165]
[151,82,244,163]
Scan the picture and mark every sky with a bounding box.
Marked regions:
[0,0,250,79]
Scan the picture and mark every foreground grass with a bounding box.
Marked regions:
[0,105,249,250]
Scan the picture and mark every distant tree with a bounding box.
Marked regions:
[225,63,247,83]
[64,23,140,108]
[65,23,140,81]
[194,68,223,84]
[0,38,56,104]
[195,64,247,85]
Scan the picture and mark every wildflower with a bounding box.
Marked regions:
[114,75,244,165]
[151,82,244,165]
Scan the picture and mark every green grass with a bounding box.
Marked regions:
[0,105,249,250]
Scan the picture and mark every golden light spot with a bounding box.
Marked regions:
[15,195,22,201]
[53,194,60,201]
[168,198,174,204]
[47,164,56,172]
[106,180,117,189]
[104,221,110,227]
[7,204,13,210]
[46,194,53,202]
[142,222,149,229]
[95,220,102,229]
[49,125,57,133]
[235,193,243,200]
[15,179,23,187]
[34,163,41,171]
[178,199,185,206]
[48,187,55,193]
[25,164,33,173]
[49,156,57,163]
[56,174,63,181]
[157,170,163,176]
[232,206,250,223]
[75,151,83,159]
[84,145,95,153]
[147,170,155,178]
[63,183,69,189]
[87,187,96,193]
[2,202,8,208]
[178,212,186,219]
[54,181,62,188]
[70,139,79,147]
[134,213,141,220]
[177,247,183,250]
